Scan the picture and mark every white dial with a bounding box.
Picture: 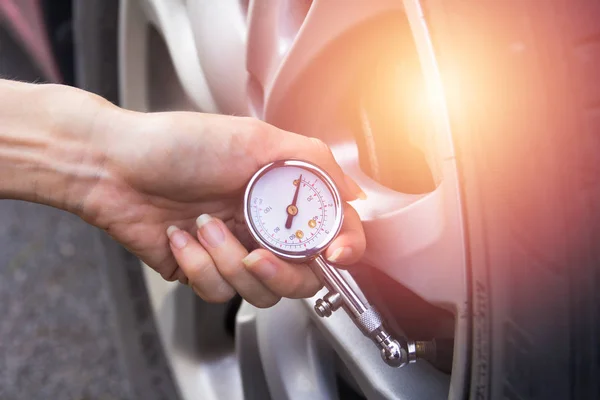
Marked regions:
[244,160,343,260]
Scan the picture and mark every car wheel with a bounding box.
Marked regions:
[74,1,600,399]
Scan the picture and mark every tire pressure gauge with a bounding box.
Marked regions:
[244,159,410,367]
[244,159,343,262]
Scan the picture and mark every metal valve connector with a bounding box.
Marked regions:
[379,338,407,368]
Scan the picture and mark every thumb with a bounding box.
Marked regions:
[260,128,366,202]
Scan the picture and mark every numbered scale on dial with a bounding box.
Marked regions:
[246,161,341,259]
[243,160,410,367]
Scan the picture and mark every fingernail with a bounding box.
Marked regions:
[344,174,367,200]
[327,246,352,263]
[196,214,225,247]
[167,226,188,249]
[242,253,277,280]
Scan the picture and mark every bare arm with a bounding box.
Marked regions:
[0,79,114,216]
[0,78,366,307]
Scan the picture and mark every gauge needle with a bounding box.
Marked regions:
[285,174,302,229]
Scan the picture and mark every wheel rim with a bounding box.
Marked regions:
[118,1,469,399]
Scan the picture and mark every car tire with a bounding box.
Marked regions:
[425,0,600,398]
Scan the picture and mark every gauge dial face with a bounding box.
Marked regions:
[245,161,343,260]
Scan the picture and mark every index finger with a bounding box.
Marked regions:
[258,125,366,202]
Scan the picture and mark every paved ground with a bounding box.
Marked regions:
[0,26,132,400]
[0,202,132,400]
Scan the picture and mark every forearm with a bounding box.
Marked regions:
[0,79,113,215]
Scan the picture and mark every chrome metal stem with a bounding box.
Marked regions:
[312,256,367,317]
[311,255,408,367]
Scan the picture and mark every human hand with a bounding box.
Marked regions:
[82,109,367,308]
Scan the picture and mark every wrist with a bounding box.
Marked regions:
[0,80,117,216]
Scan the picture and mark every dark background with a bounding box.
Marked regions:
[0,3,132,399]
